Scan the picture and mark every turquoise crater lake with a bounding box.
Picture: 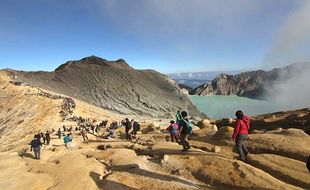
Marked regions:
[190,95,282,119]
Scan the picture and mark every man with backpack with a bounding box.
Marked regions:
[124,118,132,140]
[30,134,42,159]
[166,120,180,144]
[131,120,141,139]
[178,111,192,151]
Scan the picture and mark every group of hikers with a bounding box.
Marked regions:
[166,110,193,151]
[29,131,51,159]
[166,110,250,158]
[28,109,310,173]
[29,110,249,159]
[122,118,141,140]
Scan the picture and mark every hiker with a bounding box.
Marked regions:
[41,132,46,144]
[81,127,88,142]
[131,120,141,139]
[178,111,192,151]
[37,132,42,142]
[63,125,66,132]
[106,122,117,139]
[45,131,51,145]
[166,120,180,144]
[57,128,62,139]
[232,110,250,162]
[175,110,182,124]
[63,133,73,149]
[121,119,126,127]
[30,134,42,159]
[107,121,118,136]
[124,118,132,140]
[91,125,95,134]
[307,155,310,172]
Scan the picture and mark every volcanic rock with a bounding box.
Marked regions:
[9,56,202,118]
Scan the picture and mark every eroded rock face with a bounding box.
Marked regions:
[191,63,310,98]
[10,56,202,118]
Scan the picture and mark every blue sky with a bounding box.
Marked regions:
[0,0,309,73]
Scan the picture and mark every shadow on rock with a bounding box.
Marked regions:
[89,171,138,190]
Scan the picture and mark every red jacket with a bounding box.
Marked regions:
[232,116,250,140]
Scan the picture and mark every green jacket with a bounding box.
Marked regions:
[176,112,182,123]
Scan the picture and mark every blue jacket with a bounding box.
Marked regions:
[63,136,72,144]
[31,139,41,148]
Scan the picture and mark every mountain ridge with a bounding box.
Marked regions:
[5,56,203,118]
[190,62,310,98]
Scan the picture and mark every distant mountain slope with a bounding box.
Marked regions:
[174,79,207,89]
[8,56,202,118]
[168,71,242,80]
[191,63,310,98]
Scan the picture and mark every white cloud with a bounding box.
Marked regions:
[261,0,310,110]
[264,0,310,67]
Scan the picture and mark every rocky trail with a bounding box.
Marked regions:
[3,124,309,190]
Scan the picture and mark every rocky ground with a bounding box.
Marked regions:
[0,70,310,190]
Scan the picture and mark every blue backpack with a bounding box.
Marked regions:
[183,119,192,134]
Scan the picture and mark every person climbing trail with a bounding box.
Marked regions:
[232,110,250,162]
[106,121,118,139]
[41,132,46,144]
[175,110,182,124]
[124,118,132,140]
[45,131,51,145]
[57,128,62,139]
[179,111,192,151]
[166,120,180,144]
[131,120,140,139]
[81,127,88,142]
[30,134,42,160]
[64,133,73,149]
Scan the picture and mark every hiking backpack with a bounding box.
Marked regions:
[183,119,193,134]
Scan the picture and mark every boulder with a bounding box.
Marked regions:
[212,126,235,144]
[221,118,234,126]
[213,124,218,131]
[197,119,212,129]
[212,146,221,153]
[281,128,309,137]
[141,122,161,134]
[191,116,202,125]
[191,125,200,131]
